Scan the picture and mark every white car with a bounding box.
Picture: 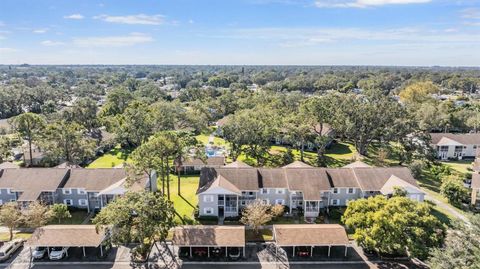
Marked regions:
[48,247,68,260]
[32,247,46,259]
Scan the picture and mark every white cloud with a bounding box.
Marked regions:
[33,28,48,34]
[73,33,153,47]
[315,0,431,8]
[64,14,84,20]
[94,14,165,25]
[0,47,17,53]
[41,40,65,46]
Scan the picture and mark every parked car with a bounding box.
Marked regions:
[0,239,24,262]
[48,247,69,260]
[32,247,47,259]
[227,247,241,260]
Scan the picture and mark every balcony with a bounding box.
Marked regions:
[225,206,238,213]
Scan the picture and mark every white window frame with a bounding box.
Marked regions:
[203,195,214,203]
[330,199,340,206]
[333,188,339,194]
[63,199,73,206]
[262,199,270,205]
[78,199,88,206]
[276,189,285,194]
[260,188,269,194]
[6,188,12,195]
[62,188,72,195]
[203,207,213,215]
[275,199,285,205]
[77,188,87,195]
[347,188,355,194]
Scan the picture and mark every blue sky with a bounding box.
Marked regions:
[0,0,479,65]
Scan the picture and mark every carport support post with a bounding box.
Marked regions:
[310,246,313,257]
[100,245,103,257]
[328,246,331,257]
[207,247,210,258]
[243,247,245,257]
[225,247,228,257]
[83,247,86,257]
[292,246,295,257]
[345,245,348,257]
[47,247,50,256]
[189,247,192,257]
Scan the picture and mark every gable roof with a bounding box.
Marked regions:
[430,133,480,145]
[282,161,313,168]
[273,224,348,247]
[343,161,371,168]
[197,166,418,198]
[27,225,106,247]
[380,175,424,195]
[64,168,129,192]
[172,225,245,247]
[224,160,252,168]
[351,167,417,191]
[0,168,69,201]
[182,156,225,167]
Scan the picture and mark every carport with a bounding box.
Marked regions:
[172,225,245,258]
[26,225,108,257]
[273,224,349,258]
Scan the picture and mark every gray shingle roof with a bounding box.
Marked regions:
[64,168,128,192]
[0,168,69,201]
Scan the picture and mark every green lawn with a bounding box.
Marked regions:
[164,174,200,224]
[195,134,227,147]
[440,160,473,174]
[87,146,132,168]
[0,232,32,241]
[50,210,90,224]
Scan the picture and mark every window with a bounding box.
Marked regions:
[203,195,214,203]
[347,188,355,194]
[78,199,88,206]
[330,199,339,206]
[6,189,12,195]
[240,200,246,206]
[78,188,86,195]
[203,208,213,215]
[248,191,254,196]
[62,188,72,195]
[474,145,477,149]
[63,199,73,206]
[333,188,339,194]
[275,199,285,205]
[276,189,285,194]
[260,188,269,194]
[262,199,269,205]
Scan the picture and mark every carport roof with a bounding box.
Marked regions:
[27,225,106,247]
[172,225,245,247]
[273,224,349,247]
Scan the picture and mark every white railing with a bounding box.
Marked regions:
[305,207,319,212]
[225,207,237,212]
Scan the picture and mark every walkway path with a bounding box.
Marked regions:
[424,194,470,224]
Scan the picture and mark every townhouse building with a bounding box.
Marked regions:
[0,167,156,211]
[430,133,480,160]
[197,161,424,218]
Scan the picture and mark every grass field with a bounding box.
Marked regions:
[161,173,200,224]
[87,146,132,168]
[440,160,473,174]
[0,232,32,241]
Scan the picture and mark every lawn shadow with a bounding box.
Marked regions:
[179,194,196,209]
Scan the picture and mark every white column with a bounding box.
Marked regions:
[236,196,239,215]
[190,247,192,257]
[311,246,313,257]
[292,246,295,257]
[207,247,210,258]
[225,247,228,257]
[243,247,245,257]
[99,246,102,257]
[328,246,331,257]
[83,247,86,257]
[345,246,348,257]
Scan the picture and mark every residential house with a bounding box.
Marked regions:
[196,161,424,218]
[470,149,480,208]
[0,168,69,207]
[430,133,480,160]
[176,156,226,174]
[0,167,156,211]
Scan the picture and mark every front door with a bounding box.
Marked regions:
[218,207,224,217]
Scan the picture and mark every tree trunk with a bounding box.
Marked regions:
[28,139,33,166]
[177,169,181,196]
[9,227,13,241]
[166,157,171,201]
[300,143,305,162]
[161,159,165,195]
